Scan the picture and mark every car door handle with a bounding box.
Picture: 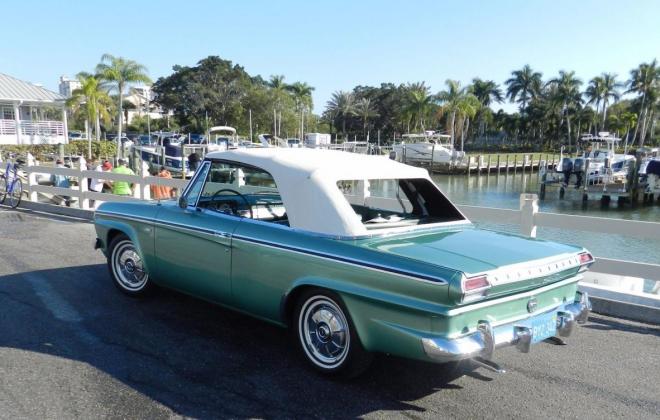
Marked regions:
[214,231,232,239]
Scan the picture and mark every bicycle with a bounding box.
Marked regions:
[0,160,24,209]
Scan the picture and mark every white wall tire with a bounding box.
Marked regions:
[294,289,372,377]
[108,234,152,296]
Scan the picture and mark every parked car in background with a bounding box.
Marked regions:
[94,148,593,377]
[68,130,84,139]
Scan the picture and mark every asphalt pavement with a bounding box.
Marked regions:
[0,207,658,419]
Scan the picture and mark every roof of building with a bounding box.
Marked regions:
[205,148,431,236]
[0,73,64,103]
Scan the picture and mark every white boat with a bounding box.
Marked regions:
[576,133,636,183]
[391,133,467,169]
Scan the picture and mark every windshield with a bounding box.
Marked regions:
[337,178,464,231]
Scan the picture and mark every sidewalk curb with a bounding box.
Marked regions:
[579,283,659,325]
[17,200,94,221]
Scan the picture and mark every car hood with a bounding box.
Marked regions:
[357,226,583,276]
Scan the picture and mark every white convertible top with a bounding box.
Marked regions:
[205,148,430,236]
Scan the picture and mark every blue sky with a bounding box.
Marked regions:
[2,0,658,113]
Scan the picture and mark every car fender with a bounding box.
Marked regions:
[282,276,444,352]
[95,218,155,274]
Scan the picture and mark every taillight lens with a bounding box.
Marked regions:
[464,275,490,291]
[579,252,594,264]
[578,252,594,272]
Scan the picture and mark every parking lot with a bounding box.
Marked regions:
[0,208,659,419]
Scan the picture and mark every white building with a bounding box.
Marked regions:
[0,73,68,145]
[124,85,169,125]
[58,75,81,98]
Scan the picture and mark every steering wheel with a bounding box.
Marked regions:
[209,188,253,219]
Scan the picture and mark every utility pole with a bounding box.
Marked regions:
[249,109,253,142]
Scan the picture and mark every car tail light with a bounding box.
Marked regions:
[461,275,491,303]
[464,275,490,291]
[578,252,594,272]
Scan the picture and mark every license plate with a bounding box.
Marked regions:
[530,312,557,343]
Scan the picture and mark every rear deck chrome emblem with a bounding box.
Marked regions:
[527,298,538,313]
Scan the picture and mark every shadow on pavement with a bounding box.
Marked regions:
[582,315,660,337]
[0,264,472,418]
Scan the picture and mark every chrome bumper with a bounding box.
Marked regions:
[422,291,591,363]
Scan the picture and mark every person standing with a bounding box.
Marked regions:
[188,152,200,172]
[151,166,174,200]
[111,159,135,196]
[89,160,111,208]
[51,159,72,206]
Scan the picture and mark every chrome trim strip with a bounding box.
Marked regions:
[96,210,450,284]
[231,234,448,285]
[446,275,581,316]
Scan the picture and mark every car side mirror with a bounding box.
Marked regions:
[178,196,188,209]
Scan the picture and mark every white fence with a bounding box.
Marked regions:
[8,164,660,283]
[23,165,188,209]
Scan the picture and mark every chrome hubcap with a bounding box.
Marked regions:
[113,241,148,291]
[300,297,350,368]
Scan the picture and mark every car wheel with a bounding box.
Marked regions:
[107,234,153,296]
[294,289,373,377]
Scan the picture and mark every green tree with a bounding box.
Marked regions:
[66,72,112,157]
[548,70,582,151]
[404,82,435,133]
[268,75,288,136]
[437,80,479,150]
[627,59,659,146]
[95,54,151,155]
[325,91,357,139]
[470,78,503,137]
[354,98,380,139]
[287,81,315,138]
[505,65,543,114]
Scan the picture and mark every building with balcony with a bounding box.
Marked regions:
[0,72,68,145]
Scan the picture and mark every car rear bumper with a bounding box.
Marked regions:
[421,291,591,363]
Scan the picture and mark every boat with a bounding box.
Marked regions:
[541,132,635,188]
[132,127,241,176]
[390,133,467,170]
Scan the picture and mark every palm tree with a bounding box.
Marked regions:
[437,80,479,150]
[325,91,357,139]
[404,83,434,133]
[627,59,660,146]
[95,54,151,156]
[66,72,112,158]
[585,76,605,131]
[599,73,621,130]
[268,75,288,136]
[286,81,315,139]
[354,98,379,139]
[505,65,543,114]
[548,70,583,151]
[470,78,503,136]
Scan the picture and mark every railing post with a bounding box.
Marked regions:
[519,193,539,238]
[79,165,89,209]
[140,174,151,200]
[28,167,38,202]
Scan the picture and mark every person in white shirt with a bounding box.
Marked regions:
[89,160,112,208]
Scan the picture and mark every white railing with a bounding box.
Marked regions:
[0,119,17,135]
[20,120,65,136]
[10,164,660,283]
[23,165,188,209]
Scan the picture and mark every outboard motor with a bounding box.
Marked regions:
[561,158,573,186]
[389,151,397,160]
[573,158,584,187]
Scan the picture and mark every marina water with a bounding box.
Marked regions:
[432,171,660,266]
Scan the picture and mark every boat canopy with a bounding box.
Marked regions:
[209,126,236,135]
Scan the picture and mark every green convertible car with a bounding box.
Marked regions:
[94,148,593,377]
